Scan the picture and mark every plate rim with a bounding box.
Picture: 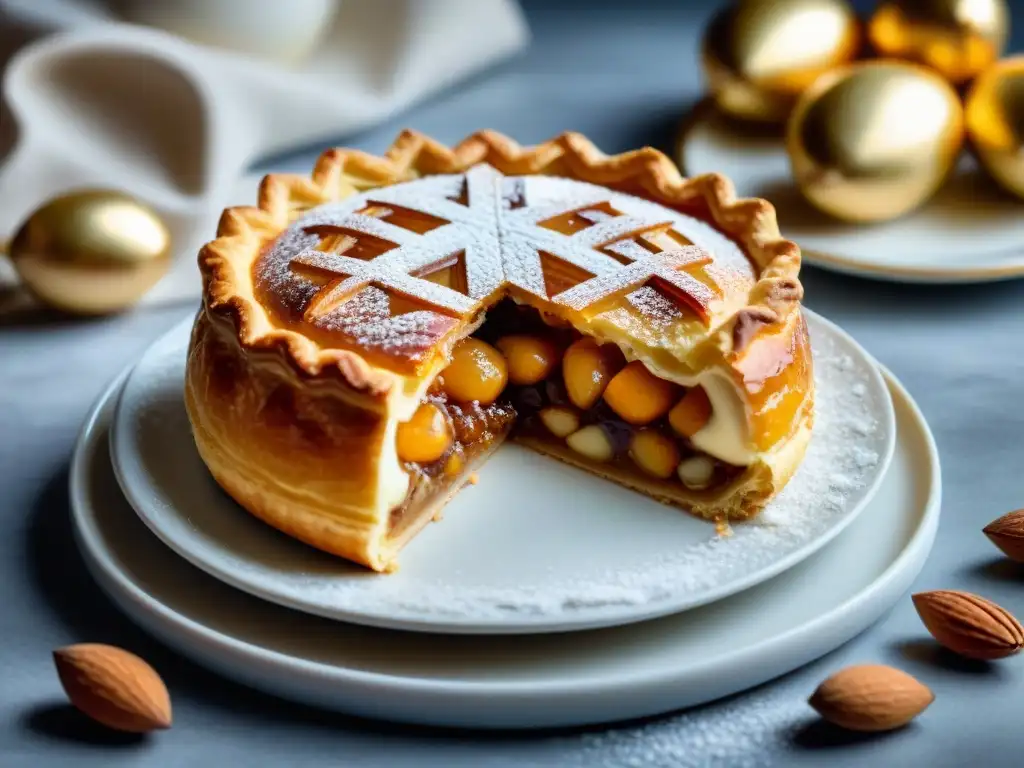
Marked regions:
[104,309,898,635]
[674,99,1024,285]
[69,362,940,728]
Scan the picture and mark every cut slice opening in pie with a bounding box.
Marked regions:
[185,130,814,572]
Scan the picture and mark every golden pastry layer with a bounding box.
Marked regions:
[185,130,813,572]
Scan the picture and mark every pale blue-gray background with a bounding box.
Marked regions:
[4,1,1024,765]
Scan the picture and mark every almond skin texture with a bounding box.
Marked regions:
[983,509,1024,562]
[912,590,1024,660]
[53,644,172,733]
[809,664,933,732]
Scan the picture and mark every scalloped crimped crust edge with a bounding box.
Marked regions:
[198,129,803,395]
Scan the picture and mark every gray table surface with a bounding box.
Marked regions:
[5,1,1024,765]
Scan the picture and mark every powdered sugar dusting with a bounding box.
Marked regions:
[557,685,809,768]
[254,165,756,359]
[524,176,755,285]
[555,247,715,318]
[315,287,458,358]
[625,286,683,326]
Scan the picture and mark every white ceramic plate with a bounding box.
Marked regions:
[74,364,937,729]
[677,102,1024,284]
[108,311,895,635]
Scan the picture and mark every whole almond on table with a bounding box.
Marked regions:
[983,509,1024,562]
[809,664,933,732]
[912,590,1024,661]
[53,644,172,733]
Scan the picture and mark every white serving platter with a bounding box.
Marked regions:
[72,361,939,728]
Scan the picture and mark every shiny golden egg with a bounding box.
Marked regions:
[9,190,171,315]
[786,61,964,223]
[701,0,861,124]
[966,56,1024,200]
[868,0,1009,84]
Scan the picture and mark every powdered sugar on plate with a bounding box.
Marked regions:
[555,684,810,768]
[112,312,895,634]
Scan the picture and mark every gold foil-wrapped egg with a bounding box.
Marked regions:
[701,0,861,124]
[868,0,1009,84]
[786,61,964,222]
[966,57,1024,200]
[9,190,171,315]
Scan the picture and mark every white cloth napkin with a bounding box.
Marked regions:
[0,0,529,306]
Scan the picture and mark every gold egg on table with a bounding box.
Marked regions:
[868,0,1009,84]
[965,56,1024,200]
[785,61,964,223]
[8,189,171,315]
[701,0,861,124]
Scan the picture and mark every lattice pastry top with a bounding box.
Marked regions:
[202,130,802,389]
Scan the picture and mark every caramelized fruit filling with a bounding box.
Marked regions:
[389,388,515,536]
[392,302,743,529]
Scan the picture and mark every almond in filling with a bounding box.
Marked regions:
[391,301,743,530]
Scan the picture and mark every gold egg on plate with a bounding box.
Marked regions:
[8,189,171,315]
[965,56,1024,200]
[868,0,1009,84]
[785,61,964,223]
[701,0,861,124]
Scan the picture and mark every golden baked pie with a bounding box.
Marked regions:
[185,130,813,572]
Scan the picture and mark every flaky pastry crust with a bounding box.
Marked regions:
[185,129,813,571]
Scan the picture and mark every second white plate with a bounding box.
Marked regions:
[109,310,895,634]
[678,102,1024,283]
